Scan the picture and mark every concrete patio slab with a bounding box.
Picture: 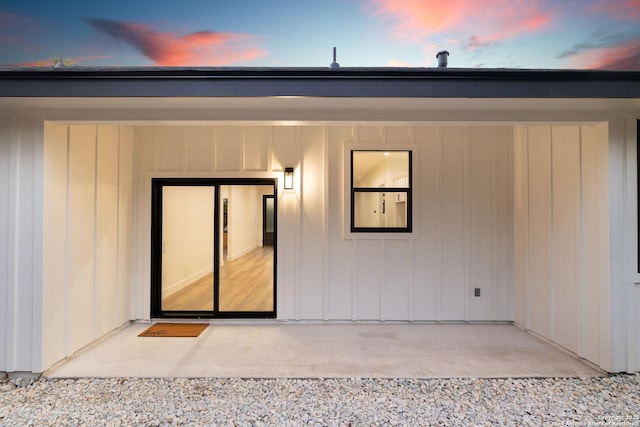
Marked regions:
[45,322,602,378]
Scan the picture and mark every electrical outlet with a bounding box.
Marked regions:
[474,288,481,297]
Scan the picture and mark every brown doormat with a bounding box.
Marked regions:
[138,323,209,337]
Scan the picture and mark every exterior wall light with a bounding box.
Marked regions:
[284,167,294,190]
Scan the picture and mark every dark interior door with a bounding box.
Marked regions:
[263,195,275,246]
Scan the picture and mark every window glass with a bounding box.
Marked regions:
[351,150,411,232]
[352,151,410,188]
[353,191,408,228]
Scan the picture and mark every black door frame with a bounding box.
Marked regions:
[150,177,277,318]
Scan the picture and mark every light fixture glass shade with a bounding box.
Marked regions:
[284,167,294,190]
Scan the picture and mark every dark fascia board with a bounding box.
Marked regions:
[0,67,639,98]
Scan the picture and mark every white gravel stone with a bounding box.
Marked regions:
[0,374,639,426]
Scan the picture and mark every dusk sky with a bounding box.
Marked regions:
[1,0,639,69]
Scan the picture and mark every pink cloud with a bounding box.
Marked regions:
[588,0,640,20]
[0,10,42,52]
[557,28,640,70]
[88,18,267,66]
[586,42,640,70]
[366,0,553,47]
[0,11,37,29]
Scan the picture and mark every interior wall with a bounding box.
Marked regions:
[227,185,260,260]
[161,186,214,296]
[224,185,275,259]
[41,123,133,371]
[132,124,514,322]
[513,123,610,368]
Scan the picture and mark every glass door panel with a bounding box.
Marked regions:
[219,185,274,312]
[161,186,215,311]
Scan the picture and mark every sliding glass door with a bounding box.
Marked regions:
[151,178,276,318]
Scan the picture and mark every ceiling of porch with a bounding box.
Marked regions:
[1,96,638,125]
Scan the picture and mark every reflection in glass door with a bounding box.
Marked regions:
[151,179,276,318]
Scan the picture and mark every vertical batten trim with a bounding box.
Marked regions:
[130,129,139,320]
[351,239,358,320]
[463,128,470,321]
[577,126,586,357]
[213,127,218,171]
[209,126,217,172]
[5,116,19,371]
[605,118,625,371]
[548,126,556,342]
[31,117,45,371]
[436,127,443,322]
[408,127,415,321]
[380,125,387,320]
[182,127,188,172]
[625,117,638,371]
[152,127,159,172]
[63,126,70,356]
[294,126,301,320]
[267,127,274,173]
[0,117,10,370]
[240,126,246,172]
[523,127,532,329]
[351,126,358,321]
[115,126,122,326]
[241,126,246,171]
[408,238,415,321]
[491,128,499,319]
[508,129,515,321]
[92,126,99,340]
[380,240,386,321]
[322,126,330,321]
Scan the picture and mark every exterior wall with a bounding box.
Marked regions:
[513,123,611,369]
[1,113,634,375]
[131,124,514,322]
[41,124,134,371]
[609,117,640,373]
[0,115,44,374]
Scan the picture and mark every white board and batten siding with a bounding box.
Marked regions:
[131,124,514,323]
[0,116,44,373]
[513,123,612,370]
[41,124,134,371]
[1,116,638,375]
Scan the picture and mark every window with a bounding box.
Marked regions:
[351,150,412,232]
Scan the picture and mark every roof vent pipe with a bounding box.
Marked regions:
[329,47,340,69]
[436,50,449,68]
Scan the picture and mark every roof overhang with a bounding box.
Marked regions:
[1,67,639,98]
[0,67,638,124]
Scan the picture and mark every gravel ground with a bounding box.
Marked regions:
[1,374,639,426]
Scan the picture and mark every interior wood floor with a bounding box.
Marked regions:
[162,246,274,312]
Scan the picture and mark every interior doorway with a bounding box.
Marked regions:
[150,178,276,318]
[263,195,275,246]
